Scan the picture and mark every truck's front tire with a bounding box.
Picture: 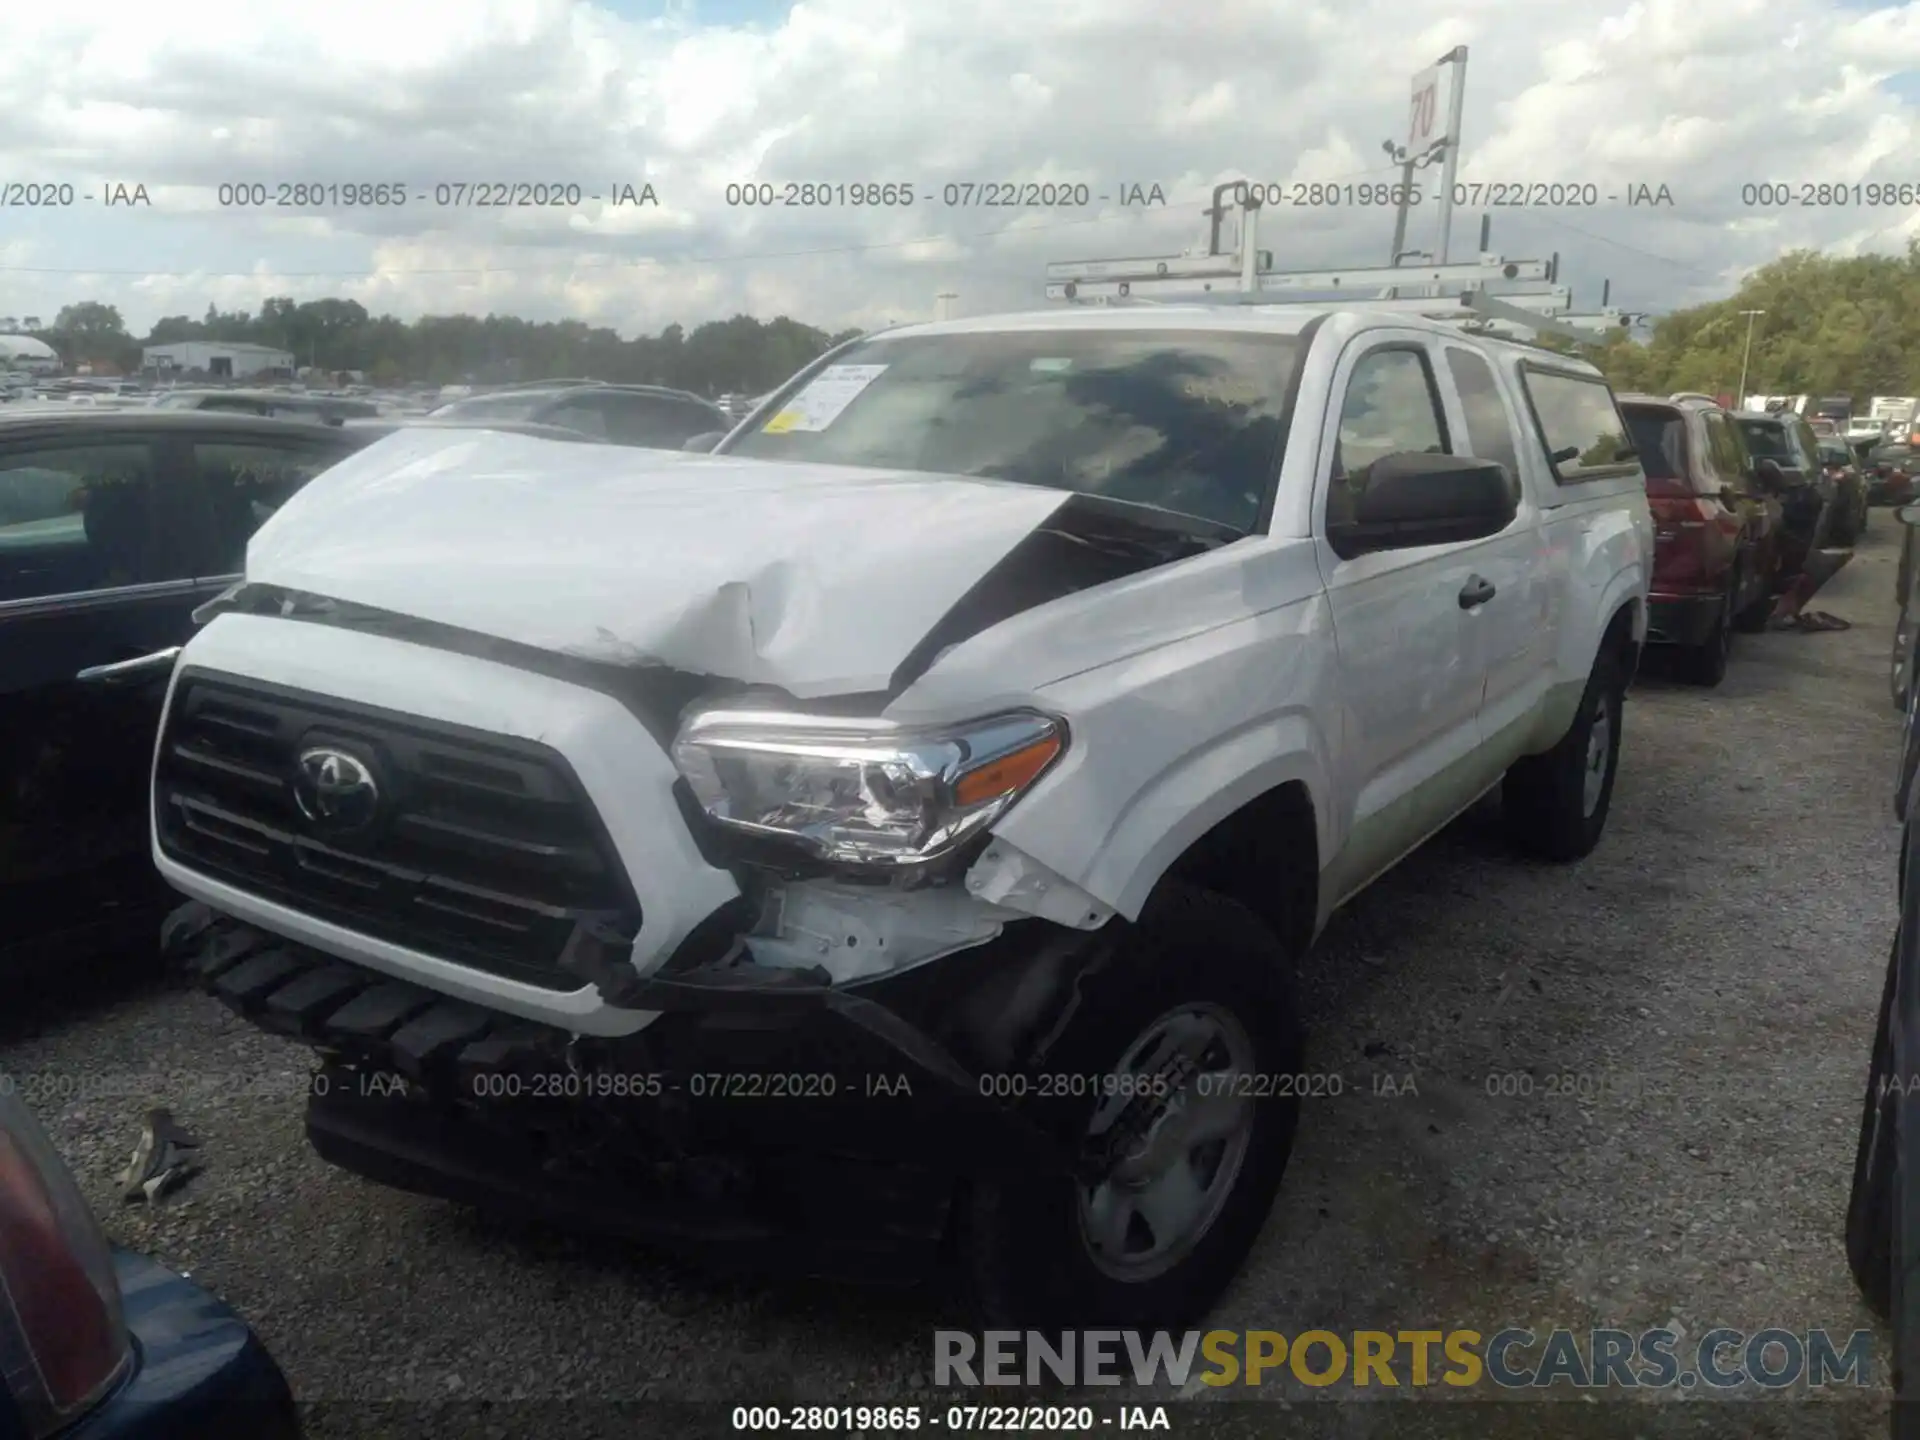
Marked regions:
[1501,647,1625,861]
[1845,934,1896,1319]
[955,882,1301,1331]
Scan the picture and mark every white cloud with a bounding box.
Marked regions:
[0,0,1914,337]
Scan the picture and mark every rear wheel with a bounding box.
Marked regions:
[1734,570,1775,633]
[1673,584,1733,687]
[1832,498,1859,547]
[1502,645,1625,861]
[1733,594,1773,633]
[956,882,1302,1330]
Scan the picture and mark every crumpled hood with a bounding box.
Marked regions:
[245,427,1075,696]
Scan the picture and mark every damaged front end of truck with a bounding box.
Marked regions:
[156,429,1235,1274]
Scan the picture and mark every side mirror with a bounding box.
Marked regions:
[682,431,723,453]
[1327,453,1516,559]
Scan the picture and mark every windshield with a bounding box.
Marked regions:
[721,329,1305,532]
[1622,407,1684,481]
[432,394,547,422]
[1736,419,1793,461]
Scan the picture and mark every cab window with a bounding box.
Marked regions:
[1327,347,1449,530]
[1520,369,1638,483]
[1443,346,1522,496]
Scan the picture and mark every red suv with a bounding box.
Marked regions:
[1619,394,1784,686]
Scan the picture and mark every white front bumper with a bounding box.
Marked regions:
[151,612,743,1037]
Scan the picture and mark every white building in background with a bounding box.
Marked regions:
[142,340,294,379]
[0,334,61,373]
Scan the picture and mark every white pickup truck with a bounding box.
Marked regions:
[155,304,1652,1330]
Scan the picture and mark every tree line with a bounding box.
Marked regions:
[1577,240,1920,399]
[6,299,862,397]
[11,237,1919,400]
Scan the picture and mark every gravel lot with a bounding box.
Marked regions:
[3,528,1908,1438]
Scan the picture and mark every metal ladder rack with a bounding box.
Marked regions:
[1043,187,1634,345]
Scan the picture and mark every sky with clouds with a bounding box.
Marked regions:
[0,0,1916,339]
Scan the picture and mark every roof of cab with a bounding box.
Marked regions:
[867,304,1608,374]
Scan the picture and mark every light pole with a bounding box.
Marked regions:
[1736,309,1766,402]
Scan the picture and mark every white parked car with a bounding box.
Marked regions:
[154,304,1652,1328]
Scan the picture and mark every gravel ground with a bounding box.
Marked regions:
[2,528,1907,1439]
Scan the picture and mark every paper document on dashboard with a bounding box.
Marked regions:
[761,365,889,433]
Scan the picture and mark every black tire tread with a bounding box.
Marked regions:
[1846,935,1898,1319]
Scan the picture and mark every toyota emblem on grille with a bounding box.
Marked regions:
[293,747,379,831]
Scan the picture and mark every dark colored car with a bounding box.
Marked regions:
[340,416,616,446]
[1847,510,1920,1437]
[0,410,370,971]
[1871,443,1917,508]
[1893,501,1920,711]
[1620,394,1783,685]
[1820,440,1873,540]
[0,1084,300,1439]
[150,389,379,426]
[1735,410,1843,570]
[427,380,728,448]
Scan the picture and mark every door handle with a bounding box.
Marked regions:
[1458,575,1497,609]
[77,647,182,685]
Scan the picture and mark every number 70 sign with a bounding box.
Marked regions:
[1407,65,1442,154]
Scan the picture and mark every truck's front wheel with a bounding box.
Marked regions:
[956,882,1301,1331]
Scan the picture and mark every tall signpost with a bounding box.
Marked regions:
[1386,48,1466,282]
[1430,47,1468,263]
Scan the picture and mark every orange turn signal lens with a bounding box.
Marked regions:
[952,734,1062,808]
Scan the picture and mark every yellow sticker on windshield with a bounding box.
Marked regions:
[762,410,801,434]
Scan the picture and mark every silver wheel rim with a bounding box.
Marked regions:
[1582,693,1612,818]
[1077,1004,1256,1282]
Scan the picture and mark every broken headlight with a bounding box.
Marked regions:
[671,707,1065,867]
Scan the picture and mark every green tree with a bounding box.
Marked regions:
[1582,240,1920,400]
[41,296,874,389]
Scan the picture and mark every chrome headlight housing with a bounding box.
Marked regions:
[672,707,1065,867]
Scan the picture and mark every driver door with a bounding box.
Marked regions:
[1314,335,1495,904]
